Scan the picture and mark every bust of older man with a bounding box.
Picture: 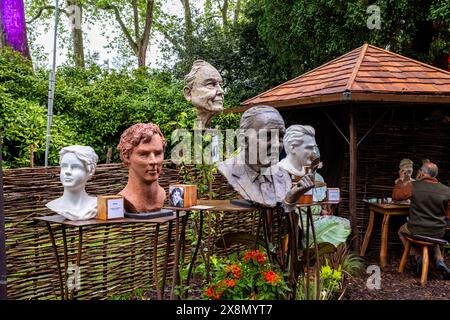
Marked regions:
[216,105,292,207]
[117,123,167,213]
[183,60,224,129]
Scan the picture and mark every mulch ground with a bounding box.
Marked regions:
[344,251,450,300]
[136,251,450,300]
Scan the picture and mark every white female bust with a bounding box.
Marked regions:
[46,145,99,220]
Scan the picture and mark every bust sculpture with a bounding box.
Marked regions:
[46,145,99,221]
[117,123,167,213]
[278,125,320,177]
[183,60,224,129]
[216,105,292,207]
[396,158,414,184]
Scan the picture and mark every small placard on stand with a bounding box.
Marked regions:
[327,188,340,203]
[98,195,124,220]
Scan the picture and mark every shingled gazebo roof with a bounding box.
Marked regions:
[236,44,450,111]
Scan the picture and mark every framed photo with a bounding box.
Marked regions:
[169,186,185,208]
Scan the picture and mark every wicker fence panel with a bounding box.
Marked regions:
[3,162,253,299]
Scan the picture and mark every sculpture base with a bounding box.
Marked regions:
[125,209,174,220]
[230,199,257,208]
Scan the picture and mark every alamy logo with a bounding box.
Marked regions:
[366,265,381,290]
[366,5,381,30]
[67,263,81,291]
[67,5,82,30]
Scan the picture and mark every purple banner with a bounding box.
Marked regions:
[0,0,30,57]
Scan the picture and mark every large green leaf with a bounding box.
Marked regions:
[302,216,351,248]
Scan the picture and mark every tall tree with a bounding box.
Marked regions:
[26,0,86,68]
[67,0,84,68]
[97,0,155,67]
[257,0,450,74]
[0,0,31,59]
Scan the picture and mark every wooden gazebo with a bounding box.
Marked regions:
[229,44,450,252]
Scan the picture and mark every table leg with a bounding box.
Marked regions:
[61,225,69,300]
[46,222,64,300]
[161,221,173,299]
[360,209,375,256]
[380,214,390,268]
[307,207,320,301]
[69,227,82,300]
[170,210,181,300]
[187,210,204,287]
[152,223,161,299]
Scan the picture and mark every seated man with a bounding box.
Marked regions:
[393,161,450,279]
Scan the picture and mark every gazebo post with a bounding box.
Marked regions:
[349,104,360,253]
[0,143,7,299]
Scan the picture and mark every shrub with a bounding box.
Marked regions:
[203,249,290,300]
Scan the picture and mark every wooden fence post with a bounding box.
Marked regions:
[0,143,7,299]
[106,148,112,164]
[30,144,34,168]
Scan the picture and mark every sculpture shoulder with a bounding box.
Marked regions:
[216,156,239,178]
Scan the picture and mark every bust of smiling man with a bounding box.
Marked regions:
[117,123,167,213]
[183,60,224,129]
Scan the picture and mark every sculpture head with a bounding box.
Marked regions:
[239,105,285,168]
[399,158,413,180]
[59,145,98,191]
[183,60,224,127]
[283,125,319,171]
[117,123,167,184]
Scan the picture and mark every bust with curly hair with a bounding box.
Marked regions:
[117,123,167,212]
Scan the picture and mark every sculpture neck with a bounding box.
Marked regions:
[61,187,90,207]
[124,175,161,196]
[196,109,218,129]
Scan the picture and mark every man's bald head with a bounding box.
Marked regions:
[420,162,438,178]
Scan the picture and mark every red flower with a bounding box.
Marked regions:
[244,251,255,262]
[264,270,280,284]
[205,285,215,298]
[224,279,236,288]
[256,251,266,263]
[244,250,266,264]
[225,264,241,278]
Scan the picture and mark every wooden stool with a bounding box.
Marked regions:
[398,234,448,287]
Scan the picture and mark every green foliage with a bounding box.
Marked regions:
[296,260,343,300]
[0,49,240,167]
[257,0,450,75]
[203,249,290,300]
[302,215,351,248]
[322,242,365,278]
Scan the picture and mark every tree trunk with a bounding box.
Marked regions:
[67,0,85,68]
[0,0,31,59]
[181,0,192,41]
[233,0,241,25]
[136,0,154,68]
[137,42,146,67]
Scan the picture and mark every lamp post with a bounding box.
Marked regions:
[44,0,59,167]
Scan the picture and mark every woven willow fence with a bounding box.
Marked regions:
[339,108,450,252]
[3,162,257,300]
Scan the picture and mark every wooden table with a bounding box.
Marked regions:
[34,213,184,300]
[360,202,409,268]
